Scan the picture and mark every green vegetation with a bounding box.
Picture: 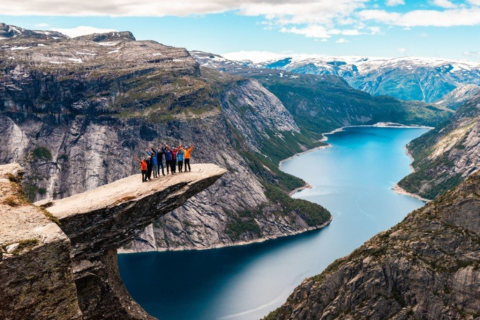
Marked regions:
[225,209,263,241]
[32,147,52,161]
[57,154,69,161]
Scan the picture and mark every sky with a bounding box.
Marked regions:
[1,0,480,61]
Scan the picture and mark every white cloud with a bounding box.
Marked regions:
[358,7,480,27]
[468,0,480,5]
[321,38,328,42]
[336,38,349,43]
[51,26,116,38]
[281,25,363,38]
[432,0,457,8]
[368,26,382,34]
[223,51,286,63]
[385,0,405,6]
[34,23,49,28]
[398,47,406,53]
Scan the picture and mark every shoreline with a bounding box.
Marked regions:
[118,216,333,254]
[121,123,430,254]
[391,144,432,203]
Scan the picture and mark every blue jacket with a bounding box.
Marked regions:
[177,150,184,161]
[150,149,158,165]
[165,150,172,161]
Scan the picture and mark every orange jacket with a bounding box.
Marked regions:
[183,146,194,159]
[140,160,147,171]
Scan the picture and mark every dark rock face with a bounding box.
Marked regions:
[1,163,226,319]
[74,31,136,42]
[267,172,480,320]
[0,23,68,40]
[399,93,480,200]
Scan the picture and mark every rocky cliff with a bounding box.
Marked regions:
[213,52,480,103]
[193,51,453,138]
[266,170,480,320]
[398,93,480,200]
[0,162,225,319]
[0,23,331,252]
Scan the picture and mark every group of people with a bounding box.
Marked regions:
[134,144,194,182]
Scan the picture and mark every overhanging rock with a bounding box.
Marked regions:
[1,163,226,319]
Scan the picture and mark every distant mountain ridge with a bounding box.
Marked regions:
[217,52,480,103]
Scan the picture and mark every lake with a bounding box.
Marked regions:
[118,127,428,320]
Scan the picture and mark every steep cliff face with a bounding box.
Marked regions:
[0,23,331,252]
[436,84,480,110]
[398,93,480,200]
[1,162,225,319]
[267,171,480,320]
[193,52,453,137]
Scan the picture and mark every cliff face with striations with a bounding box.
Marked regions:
[1,162,226,319]
[0,23,331,252]
[267,170,480,320]
[399,93,480,200]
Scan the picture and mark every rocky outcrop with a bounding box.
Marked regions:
[436,84,480,110]
[0,23,332,252]
[267,170,480,320]
[0,163,82,320]
[1,162,226,319]
[399,93,480,200]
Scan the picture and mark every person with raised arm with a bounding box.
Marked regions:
[183,144,194,172]
[164,145,173,175]
[150,146,159,179]
[177,145,185,172]
[134,156,148,182]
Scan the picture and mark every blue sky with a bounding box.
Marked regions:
[1,0,480,61]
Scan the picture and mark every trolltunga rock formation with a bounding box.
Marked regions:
[0,163,226,319]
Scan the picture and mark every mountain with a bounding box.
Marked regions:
[0,22,67,40]
[398,92,480,200]
[0,24,452,253]
[436,84,480,110]
[266,170,480,320]
[219,52,480,103]
[193,51,454,136]
[0,23,331,251]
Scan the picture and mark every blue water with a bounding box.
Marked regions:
[118,127,428,320]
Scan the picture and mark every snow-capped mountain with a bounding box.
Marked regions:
[219,52,480,103]
[0,23,67,40]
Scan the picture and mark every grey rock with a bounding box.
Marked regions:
[268,171,480,320]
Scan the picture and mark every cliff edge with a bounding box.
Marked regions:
[267,170,480,320]
[0,163,226,319]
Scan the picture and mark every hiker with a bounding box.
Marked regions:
[134,156,148,182]
[164,146,173,174]
[144,149,154,180]
[177,146,184,172]
[167,145,178,174]
[157,144,166,176]
[150,147,159,178]
[183,144,194,172]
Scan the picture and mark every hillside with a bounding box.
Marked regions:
[267,170,480,320]
[398,93,480,200]
[193,51,453,138]
[0,23,331,251]
[218,52,480,103]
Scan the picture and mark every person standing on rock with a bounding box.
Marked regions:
[144,149,154,180]
[167,145,178,174]
[157,144,166,176]
[183,144,194,172]
[134,156,148,182]
[177,146,184,172]
[150,147,159,178]
[165,146,173,175]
